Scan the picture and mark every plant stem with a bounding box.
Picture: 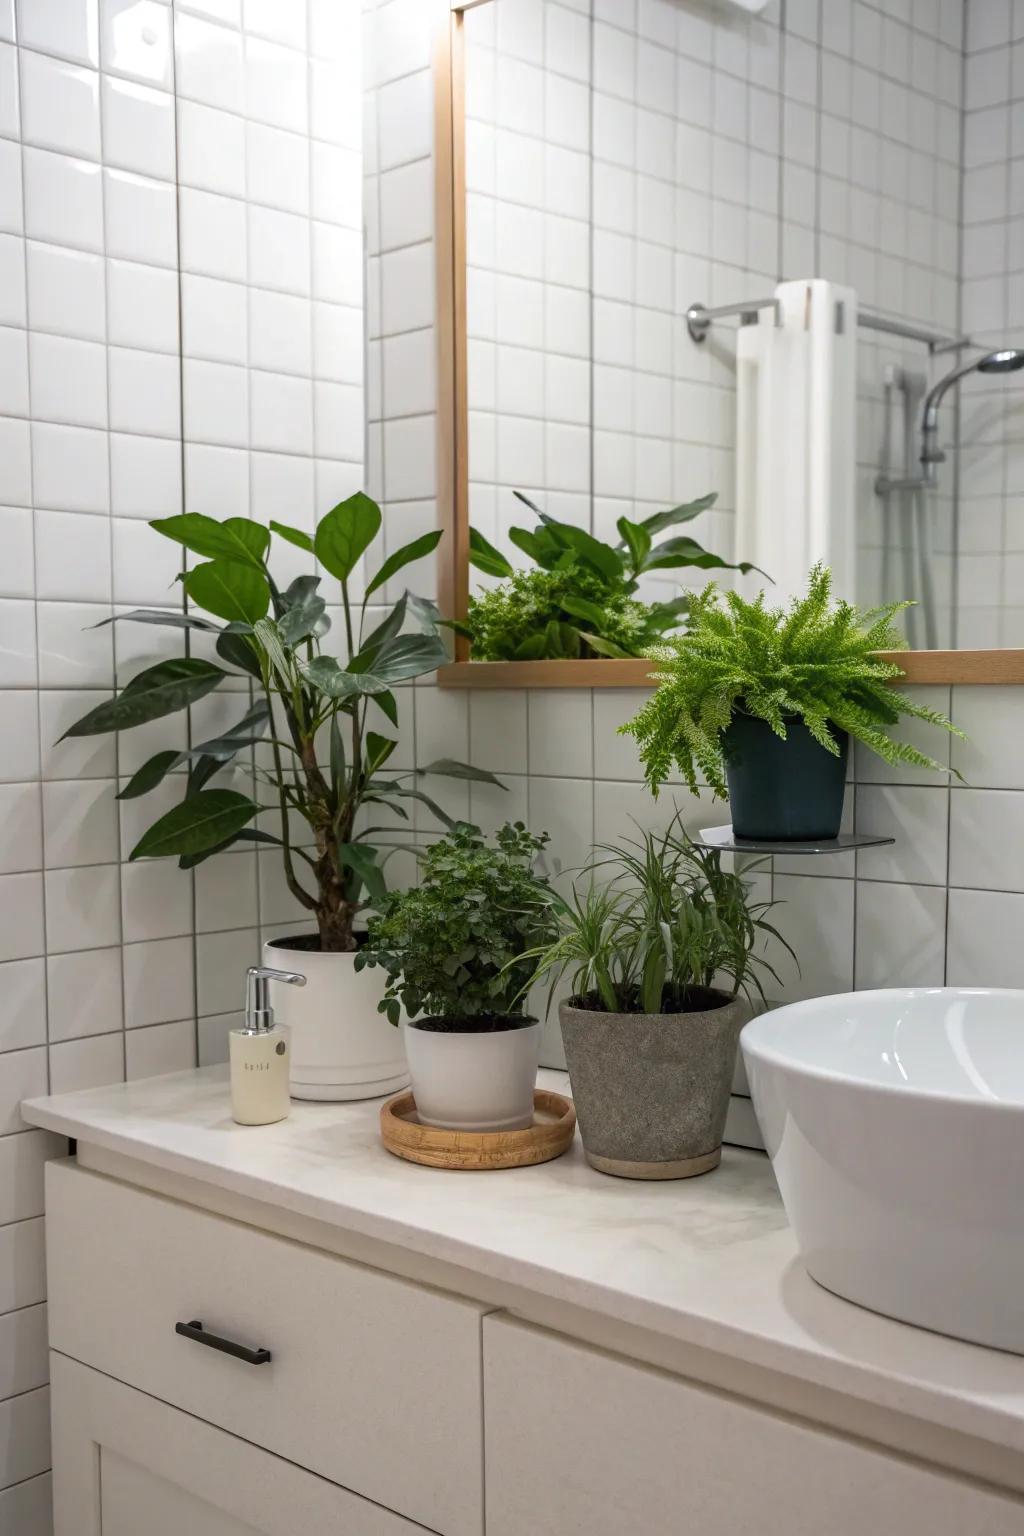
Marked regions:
[261,682,317,918]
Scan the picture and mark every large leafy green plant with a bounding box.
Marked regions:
[357,822,561,1028]
[63,494,499,952]
[466,490,762,660]
[523,815,792,1013]
[623,564,962,798]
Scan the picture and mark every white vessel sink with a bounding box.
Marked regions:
[741,988,1024,1354]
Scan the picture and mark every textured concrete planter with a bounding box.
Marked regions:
[559,993,749,1179]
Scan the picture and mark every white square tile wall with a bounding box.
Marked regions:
[0,0,366,1513]
[462,0,964,636]
[959,10,1024,646]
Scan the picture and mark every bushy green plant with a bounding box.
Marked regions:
[62,494,498,953]
[522,814,792,1014]
[357,822,561,1028]
[466,491,762,660]
[622,564,962,798]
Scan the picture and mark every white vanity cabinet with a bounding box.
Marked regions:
[23,1068,1024,1536]
[483,1316,1024,1536]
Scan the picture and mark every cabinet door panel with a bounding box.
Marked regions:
[51,1353,431,1536]
[103,1451,256,1536]
[46,1162,485,1536]
[483,1315,1024,1536]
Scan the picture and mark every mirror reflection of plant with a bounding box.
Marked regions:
[61,494,500,954]
[622,564,963,798]
[521,813,794,1014]
[466,490,764,660]
[357,822,562,1028]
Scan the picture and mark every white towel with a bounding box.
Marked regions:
[735,279,858,606]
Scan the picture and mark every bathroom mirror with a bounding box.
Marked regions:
[436,0,1024,685]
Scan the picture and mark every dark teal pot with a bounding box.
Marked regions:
[722,712,848,841]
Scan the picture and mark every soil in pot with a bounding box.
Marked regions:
[559,991,749,1179]
[404,1014,540,1133]
[264,934,409,1103]
[723,710,848,841]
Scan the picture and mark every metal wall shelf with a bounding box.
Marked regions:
[700,826,895,856]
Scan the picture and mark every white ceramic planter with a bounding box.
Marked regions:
[404,1018,540,1132]
[264,939,409,1102]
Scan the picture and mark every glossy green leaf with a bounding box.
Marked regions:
[279,591,328,646]
[512,489,544,518]
[62,658,226,739]
[417,759,506,788]
[468,526,514,579]
[303,657,388,699]
[544,521,623,584]
[373,689,399,728]
[269,519,315,554]
[513,633,548,659]
[369,781,456,830]
[356,593,406,664]
[337,840,388,906]
[94,609,221,632]
[130,789,261,861]
[252,617,292,683]
[183,702,270,763]
[117,750,181,801]
[616,516,652,573]
[638,494,717,537]
[508,525,551,567]
[187,755,222,796]
[579,630,632,658]
[364,732,397,773]
[184,559,271,625]
[329,712,346,785]
[368,632,447,683]
[364,529,443,598]
[559,593,608,629]
[216,625,261,679]
[640,537,765,577]
[281,574,320,606]
[151,513,270,569]
[314,492,382,582]
[178,827,283,871]
[406,593,444,633]
[545,619,577,658]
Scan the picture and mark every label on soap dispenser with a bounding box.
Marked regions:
[230,1026,291,1125]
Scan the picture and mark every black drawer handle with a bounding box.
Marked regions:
[175,1319,271,1366]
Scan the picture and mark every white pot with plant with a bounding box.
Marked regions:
[357,823,561,1131]
[62,493,500,1101]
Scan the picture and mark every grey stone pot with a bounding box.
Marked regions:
[559,992,750,1180]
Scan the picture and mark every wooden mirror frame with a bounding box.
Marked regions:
[431,5,1024,689]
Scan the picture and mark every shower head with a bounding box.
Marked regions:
[923,347,1024,434]
[919,348,1024,485]
[977,348,1024,374]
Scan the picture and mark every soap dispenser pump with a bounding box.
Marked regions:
[230,966,306,1126]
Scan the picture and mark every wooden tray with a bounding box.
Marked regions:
[380,1089,576,1170]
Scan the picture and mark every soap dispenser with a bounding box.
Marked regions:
[230,966,306,1126]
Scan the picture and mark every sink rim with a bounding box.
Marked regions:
[741,986,1024,1112]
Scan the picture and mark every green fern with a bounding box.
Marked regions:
[621,565,964,798]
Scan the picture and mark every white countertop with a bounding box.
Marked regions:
[23,1065,1024,1466]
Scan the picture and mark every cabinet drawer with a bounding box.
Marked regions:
[46,1163,485,1536]
[51,1352,431,1536]
[484,1315,1024,1536]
